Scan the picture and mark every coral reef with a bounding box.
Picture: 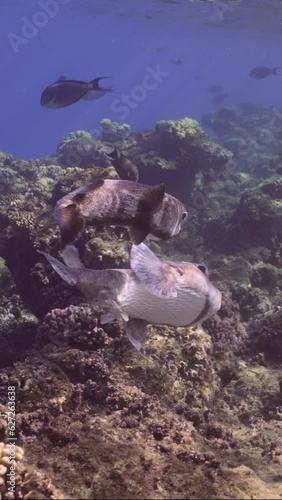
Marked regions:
[0,442,64,499]
[0,110,281,498]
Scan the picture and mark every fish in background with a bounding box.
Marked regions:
[40,76,114,108]
[270,153,282,174]
[38,243,222,350]
[107,148,139,182]
[212,92,228,104]
[54,178,188,247]
[249,66,282,79]
[207,85,224,94]
[170,57,184,66]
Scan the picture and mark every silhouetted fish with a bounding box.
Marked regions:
[40,76,113,108]
[270,153,282,173]
[170,57,184,66]
[54,179,187,246]
[212,92,228,104]
[207,85,224,94]
[107,148,139,182]
[249,66,282,79]
[38,243,221,350]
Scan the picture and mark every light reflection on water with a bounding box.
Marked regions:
[4,0,282,38]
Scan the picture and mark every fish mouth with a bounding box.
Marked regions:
[171,220,181,236]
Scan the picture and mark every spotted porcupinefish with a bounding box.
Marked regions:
[54,178,187,247]
[38,243,221,350]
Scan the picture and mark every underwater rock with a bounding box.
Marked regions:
[249,307,282,362]
[261,177,282,199]
[203,315,247,353]
[100,118,130,142]
[0,443,64,498]
[57,130,111,169]
[235,187,282,243]
[37,304,109,351]
[154,117,232,168]
[85,232,130,269]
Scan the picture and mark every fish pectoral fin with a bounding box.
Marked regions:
[129,224,150,245]
[37,250,78,286]
[123,318,148,351]
[99,313,117,325]
[96,295,129,322]
[130,243,178,299]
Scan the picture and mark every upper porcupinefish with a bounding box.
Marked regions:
[54,178,188,247]
[38,243,221,350]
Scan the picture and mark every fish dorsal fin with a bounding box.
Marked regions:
[72,178,105,203]
[56,76,66,82]
[61,244,85,269]
[141,183,166,211]
[55,202,85,245]
[130,183,166,244]
[37,250,78,286]
[123,318,148,350]
[130,243,178,299]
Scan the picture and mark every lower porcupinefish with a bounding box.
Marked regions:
[38,243,221,350]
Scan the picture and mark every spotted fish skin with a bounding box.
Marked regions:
[116,276,219,327]
[121,244,221,327]
[54,178,187,247]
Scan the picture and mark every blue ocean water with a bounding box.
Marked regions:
[1,0,282,159]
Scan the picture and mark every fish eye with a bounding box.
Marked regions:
[181,212,187,220]
[197,264,207,275]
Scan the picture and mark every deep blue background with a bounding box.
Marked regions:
[1,0,282,159]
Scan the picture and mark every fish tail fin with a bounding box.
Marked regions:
[61,244,85,269]
[90,77,110,90]
[129,183,166,245]
[54,202,85,247]
[37,250,79,286]
[273,67,282,75]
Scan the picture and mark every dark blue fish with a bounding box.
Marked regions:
[249,66,282,79]
[40,76,113,108]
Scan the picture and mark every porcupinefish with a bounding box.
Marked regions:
[40,76,113,108]
[107,148,139,182]
[38,243,221,350]
[54,178,187,247]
